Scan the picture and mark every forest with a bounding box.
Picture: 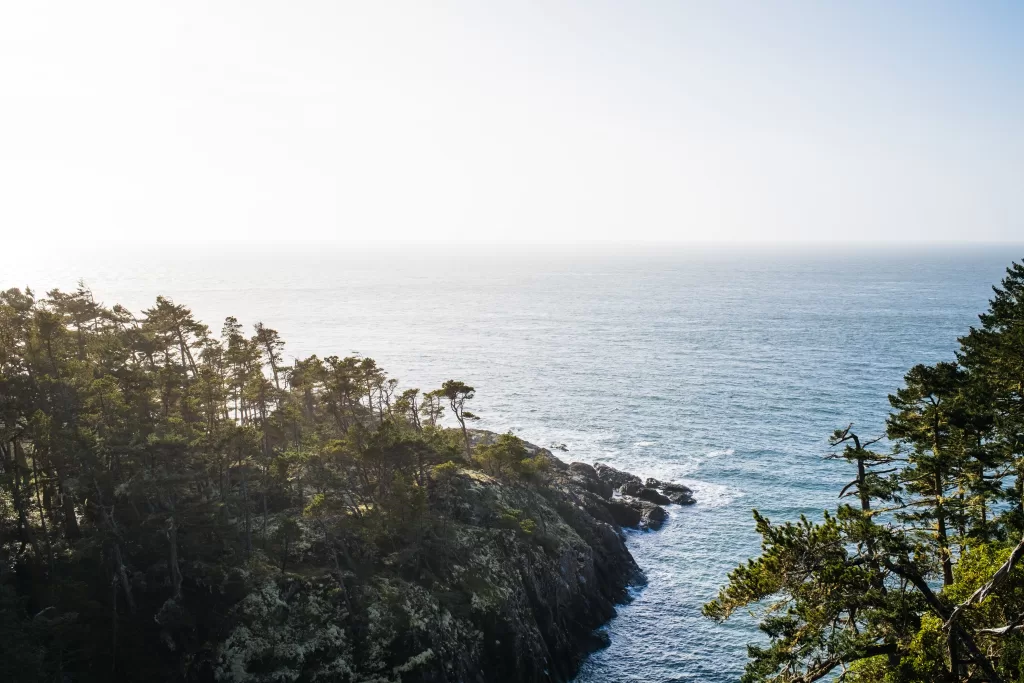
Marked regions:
[0,284,612,682]
[706,261,1024,682]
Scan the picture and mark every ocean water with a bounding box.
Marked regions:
[5,244,1020,682]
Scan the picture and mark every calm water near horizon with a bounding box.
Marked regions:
[5,244,1021,682]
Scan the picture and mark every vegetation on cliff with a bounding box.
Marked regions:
[706,260,1024,682]
[0,286,645,682]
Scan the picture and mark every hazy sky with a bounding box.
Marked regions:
[2,1,1022,245]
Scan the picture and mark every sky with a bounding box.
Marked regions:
[1,1,1022,246]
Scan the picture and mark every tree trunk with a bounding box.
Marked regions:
[936,471,954,587]
[113,542,137,615]
[31,455,56,577]
[2,442,40,560]
[241,464,253,556]
[459,418,470,459]
[58,469,81,541]
[168,515,183,600]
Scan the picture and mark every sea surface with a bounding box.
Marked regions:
[5,244,1020,682]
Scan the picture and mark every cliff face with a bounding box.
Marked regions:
[202,436,690,683]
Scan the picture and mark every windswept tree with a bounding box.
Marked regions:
[420,389,446,428]
[253,321,286,391]
[440,379,478,457]
[396,388,422,430]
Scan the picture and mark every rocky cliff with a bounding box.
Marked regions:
[202,434,695,683]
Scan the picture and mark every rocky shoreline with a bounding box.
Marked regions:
[569,461,695,531]
[433,431,697,681]
[208,431,695,682]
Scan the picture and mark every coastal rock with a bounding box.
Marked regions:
[637,487,672,505]
[642,504,668,530]
[595,463,642,491]
[620,497,668,531]
[646,477,693,495]
[569,462,614,499]
[603,498,643,528]
[211,432,647,683]
[574,489,618,526]
[667,491,696,505]
[621,480,644,497]
[644,477,696,504]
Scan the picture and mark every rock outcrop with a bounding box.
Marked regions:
[635,488,668,505]
[595,463,641,490]
[645,478,696,505]
[568,462,614,499]
[206,436,698,683]
[593,463,698,528]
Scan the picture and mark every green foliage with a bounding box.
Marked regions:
[495,505,538,537]
[473,431,546,480]
[0,285,491,681]
[439,379,478,457]
[707,259,1024,683]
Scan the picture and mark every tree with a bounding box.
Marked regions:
[440,379,478,458]
[395,388,422,431]
[958,261,1024,533]
[419,389,445,429]
[708,259,1024,683]
[887,362,969,587]
[0,284,526,681]
[253,321,286,391]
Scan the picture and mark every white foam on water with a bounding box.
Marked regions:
[683,480,745,508]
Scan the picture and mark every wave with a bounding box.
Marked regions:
[684,480,744,508]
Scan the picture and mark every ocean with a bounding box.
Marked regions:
[5,243,1019,682]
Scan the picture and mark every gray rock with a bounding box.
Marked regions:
[645,477,692,495]
[621,480,644,497]
[642,503,668,530]
[667,491,696,505]
[637,488,671,505]
[604,499,643,528]
[595,463,642,491]
[569,462,613,499]
[619,497,668,531]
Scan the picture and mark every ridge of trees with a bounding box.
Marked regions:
[0,283,507,681]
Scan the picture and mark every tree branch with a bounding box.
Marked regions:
[791,643,899,683]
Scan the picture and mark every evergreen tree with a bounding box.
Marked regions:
[708,259,1024,683]
[0,285,492,681]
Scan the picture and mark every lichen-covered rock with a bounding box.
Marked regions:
[215,579,355,682]
[207,452,643,683]
[199,434,689,683]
